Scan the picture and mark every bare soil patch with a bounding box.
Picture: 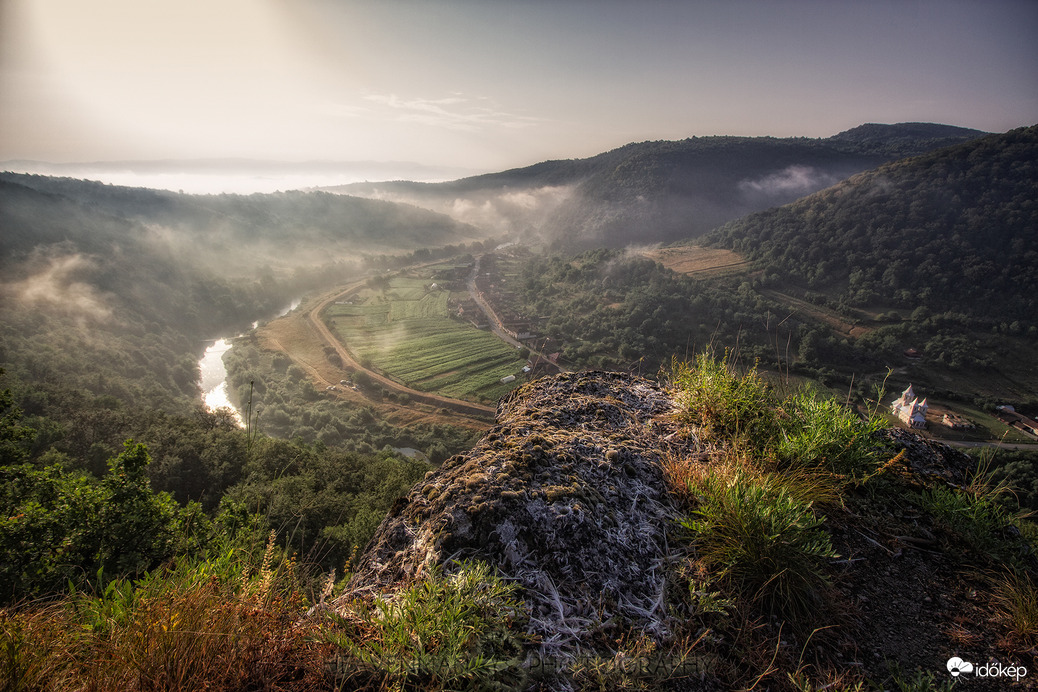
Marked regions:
[644,246,751,277]
[760,288,872,339]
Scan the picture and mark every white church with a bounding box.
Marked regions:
[891,385,928,429]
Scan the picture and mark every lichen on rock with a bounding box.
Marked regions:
[341,371,684,658]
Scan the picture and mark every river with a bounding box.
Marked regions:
[198,298,301,425]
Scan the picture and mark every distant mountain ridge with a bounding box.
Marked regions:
[827,122,989,156]
[324,122,989,248]
[0,173,487,267]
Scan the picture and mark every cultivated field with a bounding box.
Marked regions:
[642,245,751,277]
[325,277,526,403]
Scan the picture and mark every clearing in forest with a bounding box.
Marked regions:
[643,246,751,277]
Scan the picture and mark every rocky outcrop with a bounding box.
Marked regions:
[341,371,684,656]
[338,371,1023,686]
[878,427,976,486]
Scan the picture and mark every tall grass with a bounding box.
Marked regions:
[0,533,330,692]
[669,352,881,481]
[677,466,836,622]
[666,352,887,628]
[916,447,1035,566]
[670,352,780,446]
[776,386,884,481]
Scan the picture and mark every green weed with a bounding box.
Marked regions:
[328,561,527,691]
[678,467,836,623]
[918,485,1017,558]
[880,663,957,691]
[670,352,780,446]
[777,386,883,481]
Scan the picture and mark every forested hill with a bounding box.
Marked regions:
[0,172,486,267]
[827,122,989,156]
[325,122,987,248]
[706,125,1038,325]
[0,172,492,464]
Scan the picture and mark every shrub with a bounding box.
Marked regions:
[0,440,195,601]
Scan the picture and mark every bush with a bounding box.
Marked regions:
[0,440,197,601]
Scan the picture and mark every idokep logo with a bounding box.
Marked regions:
[947,656,1028,682]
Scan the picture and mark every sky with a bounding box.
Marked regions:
[2,0,1037,176]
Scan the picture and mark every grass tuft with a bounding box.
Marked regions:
[991,569,1038,646]
[328,561,527,691]
[670,352,780,446]
[677,465,836,623]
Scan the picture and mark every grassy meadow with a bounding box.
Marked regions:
[325,277,526,403]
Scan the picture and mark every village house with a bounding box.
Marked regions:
[891,384,928,428]
[996,405,1038,439]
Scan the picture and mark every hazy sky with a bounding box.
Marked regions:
[2,0,1036,171]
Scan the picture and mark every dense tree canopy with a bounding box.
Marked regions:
[707,126,1038,325]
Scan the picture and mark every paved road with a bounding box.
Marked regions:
[940,440,1038,451]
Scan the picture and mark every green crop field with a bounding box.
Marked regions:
[325,277,525,403]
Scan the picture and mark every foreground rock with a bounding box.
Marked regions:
[343,371,681,656]
[338,371,1032,689]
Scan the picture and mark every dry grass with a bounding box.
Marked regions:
[642,246,751,277]
[991,569,1038,648]
[0,536,332,692]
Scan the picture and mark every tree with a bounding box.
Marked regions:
[0,440,187,601]
[0,369,35,465]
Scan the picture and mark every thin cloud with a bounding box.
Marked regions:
[317,102,371,119]
[363,93,540,131]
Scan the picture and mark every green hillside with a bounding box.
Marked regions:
[0,173,487,266]
[707,125,1038,325]
[329,122,987,248]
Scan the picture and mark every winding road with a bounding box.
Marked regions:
[265,254,563,421]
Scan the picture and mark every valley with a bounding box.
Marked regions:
[2,122,1037,691]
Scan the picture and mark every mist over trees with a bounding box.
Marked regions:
[707,126,1038,324]
[0,173,498,600]
[329,123,987,249]
[1,121,1034,608]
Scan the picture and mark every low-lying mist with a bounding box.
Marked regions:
[345,184,575,240]
[737,164,844,201]
[2,251,114,326]
[0,160,485,195]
